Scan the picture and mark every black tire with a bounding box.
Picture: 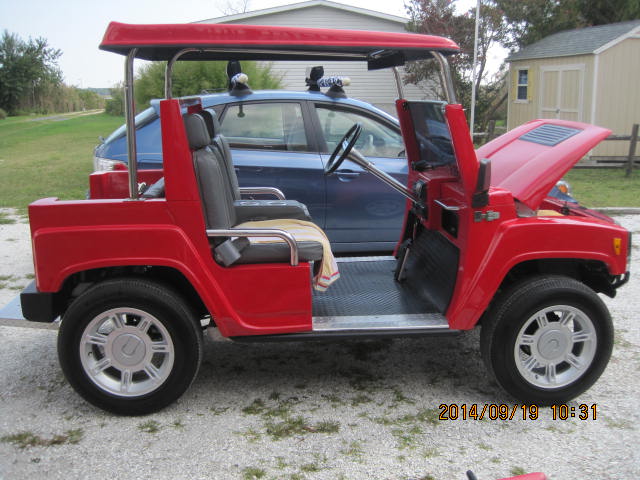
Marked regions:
[58,278,203,415]
[481,275,613,405]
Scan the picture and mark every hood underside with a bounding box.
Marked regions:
[476,119,611,210]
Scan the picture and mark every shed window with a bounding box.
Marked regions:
[517,69,529,101]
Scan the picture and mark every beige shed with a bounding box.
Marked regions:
[507,20,640,161]
[196,0,426,115]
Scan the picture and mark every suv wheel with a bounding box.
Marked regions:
[481,275,613,405]
[58,278,203,415]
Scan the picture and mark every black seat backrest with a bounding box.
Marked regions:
[184,113,237,229]
[200,108,241,200]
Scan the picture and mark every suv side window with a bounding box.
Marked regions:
[316,106,405,158]
[220,102,309,152]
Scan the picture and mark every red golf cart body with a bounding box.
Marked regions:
[20,23,630,415]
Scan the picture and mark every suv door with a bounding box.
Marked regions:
[218,101,326,228]
[312,103,407,250]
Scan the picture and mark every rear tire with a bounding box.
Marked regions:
[58,278,203,415]
[481,275,613,405]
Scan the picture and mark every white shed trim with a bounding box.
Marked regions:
[591,53,599,124]
[593,25,640,54]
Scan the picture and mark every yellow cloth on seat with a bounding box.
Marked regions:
[234,219,340,291]
[537,210,563,216]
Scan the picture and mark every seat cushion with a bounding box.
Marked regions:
[236,240,323,264]
[234,199,311,222]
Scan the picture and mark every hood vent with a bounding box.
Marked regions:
[519,124,582,147]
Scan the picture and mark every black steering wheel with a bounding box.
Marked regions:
[324,123,362,175]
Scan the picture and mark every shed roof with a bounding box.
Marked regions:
[197,0,408,26]
[507,20,640,62]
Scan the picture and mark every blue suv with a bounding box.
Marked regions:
[94,90,408,253]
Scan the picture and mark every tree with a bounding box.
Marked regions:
[218,0,251,15]
[105,84,125,116]
[495,0,640,48]
[405,0,509,130]
[580,0,640,25]
[0,31,62,114]
[134,60,282,109]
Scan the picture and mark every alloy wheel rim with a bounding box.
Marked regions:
[514,305,596,389]
[80,307,174,397]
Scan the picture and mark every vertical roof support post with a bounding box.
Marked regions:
[124,48,139,200]
[164,56,175,99]
[165,48,199,98]
[392,67,405,99]
[431,51,457,105]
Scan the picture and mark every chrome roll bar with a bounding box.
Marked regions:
[125,46,458,203]
[431,51,457,104]
[206,228,299,266]
[164,48,368,99]
[124,49,139,200]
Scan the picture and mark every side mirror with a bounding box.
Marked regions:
[472,158,491,208]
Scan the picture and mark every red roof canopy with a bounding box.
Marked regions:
[100,22,459,67]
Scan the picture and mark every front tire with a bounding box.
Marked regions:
[58,278,203,415]
[481,275,613,405]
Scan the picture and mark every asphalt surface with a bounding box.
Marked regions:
[0,214,638,480]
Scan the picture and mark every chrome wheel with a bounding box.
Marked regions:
[514,305,596,389]
[80,307,174,397]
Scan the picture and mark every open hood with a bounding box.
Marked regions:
[476,120,611,210]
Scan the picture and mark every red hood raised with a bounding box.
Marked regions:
[476,119,611,210]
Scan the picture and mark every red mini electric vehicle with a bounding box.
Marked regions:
[21,22,630,416]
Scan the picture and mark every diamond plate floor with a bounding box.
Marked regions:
[312,259,440,317]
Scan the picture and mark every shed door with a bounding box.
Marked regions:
[539,65,584,121]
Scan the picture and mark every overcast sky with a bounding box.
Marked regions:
[1,0,478,88]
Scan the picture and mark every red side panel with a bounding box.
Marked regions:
[160,99,202,202]
[445,104,478,198]
[446,213,629,330]
[30,97,314,337]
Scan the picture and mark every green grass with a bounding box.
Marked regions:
[242,467,266,479]
[1,429,83,449]
[138,420,161,433]
[0,113,122,212]
[565,168,640,207]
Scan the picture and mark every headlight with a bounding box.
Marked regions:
[93,156,127,172]
[555,180,572,196]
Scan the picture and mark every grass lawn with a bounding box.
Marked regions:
[0,113,122,212]
[565,168,640,208]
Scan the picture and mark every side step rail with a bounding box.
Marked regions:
[230,313,458,343]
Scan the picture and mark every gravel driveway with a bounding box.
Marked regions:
[0,210,638,480]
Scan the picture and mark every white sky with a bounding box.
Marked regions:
[0,0,480,88]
